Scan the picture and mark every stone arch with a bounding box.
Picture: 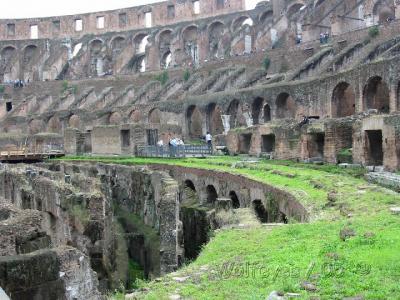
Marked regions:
[0,46,18,81]
[331,82,356,117]
[133,33,150,54]
[231,15,254,32]
[263,104,271,122]
[89,39,104,54]
[372,0,395,24]
[68,114,81,128]
[184,179,196,192]
[23,45,38,64]
[47,116,62,133]
[314,0,326,7]
[276,93,296,119]
[28,119,44,135]
[227,99,240,129]
[208,21,225,58]
[157,29,173,50]
[229,191,240,209]
[363,76,390,113]
[108,112,122,125]
[252,199,268,223]
[148,108,161,124]
[259,10,273,24]
[110,36,126,52]
[187,105,203,138]
[206,185,218,204]
[160,50,172,69]
[180,179,197,203]
[206,103,223,135]
[287,2,306,18]
[252,97,264,125]
[182,25,199,66]
[129,109,142,123]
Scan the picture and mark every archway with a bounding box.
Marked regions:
[129,110,142,123]
[287,3,306,18]
[108,112,122,125]
[47,116,62,133]
[111,36,126,53]
[373,1,395,24]
[208,21,225,58]
[1,46,17,81]
[182,25,199,66]
[363,76,390,113]
[160,51,172,69]
[148,108,161,124]
[331,82,356,117]
[69,114,81,128]
[227,99,240,129]
[263,104,271,122]
[187,105,203,138]
[276,93,296,119]
[252,97,264,125]
[252,200,268,223]
[229,191,240,209]
[206,185,218,204]
[206,103,223,135]
[134,34,149,54]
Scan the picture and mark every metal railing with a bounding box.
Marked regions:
[137,145,212,158]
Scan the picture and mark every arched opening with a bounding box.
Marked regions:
[160,51,172,69]
[314,0,326,7]
[47,116,62,133]
[363,76,390,113]
[252,97,264,125]
[263,104,271,122]
[331,82,356,117]
[373,1,395,25]
[227,99,240,129]
[134,34,149,54]
[252,200,268,223]
[180,179,207,263]
[229,191,240,209]
[187,105,203,138]
[232,16,254,32]
[69,114,81,128]
[287,3,306,18]
[148,108,161,124]
[23,45,38,64]
[182,25,199,66]
[206,103,224,135]
[129,110,142,123]
[89,39,105,76]
[208,21,225,58]
[259,10,273,25]
[231,16,253,55]
[206,185,218,204]
[111,36,126,53]
[184,180,196,192]
[276,93,296,119]
[108,112,122,125]
[0,46,17,81]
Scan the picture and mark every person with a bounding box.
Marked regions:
[205,132,212,151]
[169,137,178,157]
[157,139,164,147]
[319,33,324,44]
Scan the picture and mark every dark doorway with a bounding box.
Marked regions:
[363,76,390,113]
[121,130,130,148]
[252,200,268,223]
[239,133,252,154]
[229,191,240,209]
[6,102,12,112]
[263,104,271,122]
[262,134,275,153]
[366,130,383,166]
[206,185,218,204]
[309,133,325,158]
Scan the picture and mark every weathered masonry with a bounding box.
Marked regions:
[1,0,400,171]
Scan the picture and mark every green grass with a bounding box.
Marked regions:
[56,156,400,299]
[141,213,400,300]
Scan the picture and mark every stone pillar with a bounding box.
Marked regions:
[221,115,231,134]
[243,112,253,127]
[389,83,397,113]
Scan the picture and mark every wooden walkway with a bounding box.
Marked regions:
[0,150,64,163]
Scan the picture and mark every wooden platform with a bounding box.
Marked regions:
[0,151,64,163]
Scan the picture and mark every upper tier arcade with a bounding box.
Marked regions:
[0,0,245,41]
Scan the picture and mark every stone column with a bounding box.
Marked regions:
[221,115,231,134]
